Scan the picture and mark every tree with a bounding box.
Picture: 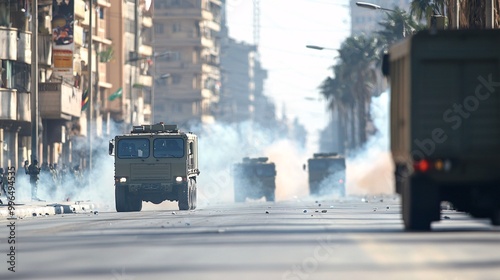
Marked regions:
[320,35,381,152]
[410,0,446,23]
[377,7,425,45]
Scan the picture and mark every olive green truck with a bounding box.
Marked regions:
[109,123,199,212]
[386,30,500,230]
[233,157,276,202]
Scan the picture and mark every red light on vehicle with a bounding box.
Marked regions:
[414,159,430,173]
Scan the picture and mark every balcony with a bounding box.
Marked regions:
[136,75,153,88]
[75,0,86,20]
[17,31,31,64]
[39,82,82,120]
[74,25,84,47]
[0,27,17,60]
[38,35,53,66]
[138,45,153,57]
[142,16,153,28]
[201,37,214,49]
[97,0,111,8]
[0,89,17,121]
[155,8,203,20]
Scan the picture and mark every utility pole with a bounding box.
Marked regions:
[449,0,460,29]
[129,0,140,129]
[88,0,93,172]
[486,0,494,29]
[30,0,39,165]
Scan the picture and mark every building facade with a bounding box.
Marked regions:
[152,0,222,127]
[0,0,154,172]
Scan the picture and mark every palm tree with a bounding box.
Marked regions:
[410,0,447,23]
[320,35,381,152]
[377,7,425,45]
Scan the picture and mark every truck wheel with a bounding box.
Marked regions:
[265,191,275,202]
[115,185,129,212]
[234,185,246,202]
[128,195,142,212]
[178,183,190,210]
[491,209,500,226]
[190,181,197,210]
[402,177,440,231]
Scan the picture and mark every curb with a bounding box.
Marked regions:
[0,201,98,219]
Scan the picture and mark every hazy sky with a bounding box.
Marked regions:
[225,0,351,152]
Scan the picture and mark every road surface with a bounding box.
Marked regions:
[1,195,499,280]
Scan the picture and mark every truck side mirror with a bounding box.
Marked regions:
[382,53,390,77]
[108,141,114,156]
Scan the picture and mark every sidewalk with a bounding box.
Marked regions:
[0,199,98,219]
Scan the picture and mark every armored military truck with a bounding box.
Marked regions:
[386,30,500,230]
[233,157,276,202]
[108,123,199,212]
[307,153,346,197]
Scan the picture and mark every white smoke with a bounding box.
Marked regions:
[347,90,395,195]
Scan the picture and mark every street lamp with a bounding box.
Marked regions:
[355,1,396,12]
[355,1,405,37]
[306,45,339,51]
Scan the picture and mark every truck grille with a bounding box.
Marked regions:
[130,164,171,181]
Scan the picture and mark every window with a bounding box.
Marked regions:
[154,24,164,34]
[172,22,181,33]
[171,74,182,84]
[153,138,184,158]
[117,138,150,158]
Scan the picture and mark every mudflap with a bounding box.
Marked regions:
[402,176,440,231]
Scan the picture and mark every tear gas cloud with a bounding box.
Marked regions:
[13,131,116,209]
[10,90,392,208]
[347,90,394,195]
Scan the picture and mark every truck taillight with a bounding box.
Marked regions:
[413,159,430,173]
[413,159,452,173]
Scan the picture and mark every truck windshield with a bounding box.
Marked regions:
[117,138,150,158]
[153,138,185,158]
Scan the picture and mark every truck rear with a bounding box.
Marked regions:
[307,153,346,197]
[233,157,277,202]
[109,123,200,211]
[387,30,500,230]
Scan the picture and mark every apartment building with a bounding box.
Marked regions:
[153,0,222,127]
[0,0,144,171]
[108,0,154,130]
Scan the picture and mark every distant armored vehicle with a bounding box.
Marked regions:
[109,123,199,212]
[307,153,346,197]
[386,30,500,230]
[233,157,276,202]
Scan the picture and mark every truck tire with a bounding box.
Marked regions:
[265,191,275,202]
[491,209,500,226]
[402,177,440,231]
[128,195,142,212]
[115,185,129,212]
[178,183,190,210]
[234,185,246,202]
[190,179,197,210]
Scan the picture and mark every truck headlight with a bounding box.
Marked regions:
[175,176,183,182]
[119,177,127,183]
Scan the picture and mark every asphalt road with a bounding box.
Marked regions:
[1,195,499,280]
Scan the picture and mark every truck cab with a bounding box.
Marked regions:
[109,123,199,211]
